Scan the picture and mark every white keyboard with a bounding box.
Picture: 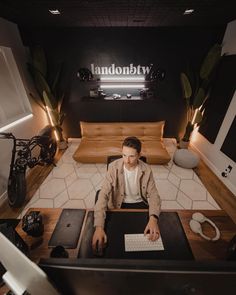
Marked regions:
[124,233,164,252]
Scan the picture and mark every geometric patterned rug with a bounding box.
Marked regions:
[19,138,220,218]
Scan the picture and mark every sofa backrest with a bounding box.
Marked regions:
[80,121,165,141]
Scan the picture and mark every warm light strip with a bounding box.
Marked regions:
[183,9,194,15]
[49,9,61,15]
[0,114,33,132]
[100,77,145,82]
[45,106,59,141]
[101,84,145,89]
[191,109,198,125]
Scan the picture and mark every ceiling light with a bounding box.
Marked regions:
[183,9,194,15]
[49,9,61,15]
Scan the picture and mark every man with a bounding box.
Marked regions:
[92,136,161,251]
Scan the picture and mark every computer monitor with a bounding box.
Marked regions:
[1,231,236,295]
[0,233,58,295]
[39,257,236,295]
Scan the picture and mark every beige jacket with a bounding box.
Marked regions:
[94,158,161,228]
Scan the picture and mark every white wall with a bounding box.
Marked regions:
[0,17,48,203]
[192,19,236,196]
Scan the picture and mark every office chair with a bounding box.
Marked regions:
[95,155,147,204]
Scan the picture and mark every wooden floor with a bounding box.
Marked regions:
[1,151,236,224]
[0,149,65,219]
[194,160,236,224]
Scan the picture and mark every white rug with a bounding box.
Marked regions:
[19,138,220,217]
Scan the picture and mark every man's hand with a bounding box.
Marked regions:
[144,215,160,241]
[92,226,107,252]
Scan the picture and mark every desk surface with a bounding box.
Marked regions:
[79,211,193,260]
[15,208,236,262]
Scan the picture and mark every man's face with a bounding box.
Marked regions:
[122,146,140,170]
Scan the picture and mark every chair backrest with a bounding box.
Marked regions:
[107,155,147,170]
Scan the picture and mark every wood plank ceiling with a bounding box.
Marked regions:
[0,0,235,28]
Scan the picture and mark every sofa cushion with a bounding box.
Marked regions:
[73,139,171,164]
[73,140,122,163]
[73,121,171,164]
[80,121,164,141]
[141,141,171,164]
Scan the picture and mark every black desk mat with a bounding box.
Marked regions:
[78,211,194,260]
[48,209,86,248]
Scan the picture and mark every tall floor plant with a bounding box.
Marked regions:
[180,43,222,147]
[28,46,67,148]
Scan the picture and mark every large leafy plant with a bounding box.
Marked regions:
[28,46,66,142]
[180,43,222,142]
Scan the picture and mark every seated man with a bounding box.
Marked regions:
[92,136,161,252]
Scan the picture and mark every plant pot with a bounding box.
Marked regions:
[58,140,68,150]
[179,139,190,149]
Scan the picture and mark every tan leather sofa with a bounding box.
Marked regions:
[73,121,171,164]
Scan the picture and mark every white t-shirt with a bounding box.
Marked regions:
[123,165,142,203]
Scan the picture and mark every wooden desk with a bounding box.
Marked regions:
[16,208,86,262]
[15,208,236,262]
[177,210,236,260]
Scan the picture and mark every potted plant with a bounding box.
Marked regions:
[180,43,222,148]
[28,46,67,149]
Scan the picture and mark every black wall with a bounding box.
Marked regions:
[20,26,224,138]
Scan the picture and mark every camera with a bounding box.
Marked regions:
[22,211,44,237]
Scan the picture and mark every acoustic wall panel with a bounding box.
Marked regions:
[199,55,236,143]
[221,116,236,162]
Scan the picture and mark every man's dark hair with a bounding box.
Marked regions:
[122,136,141,153]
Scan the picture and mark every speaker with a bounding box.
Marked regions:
[189,212,220,241]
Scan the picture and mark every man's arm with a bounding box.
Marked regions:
[146,170,161,218]
[92,226,107,251]
[144,169,161,241]
[93,164,115,228]
[93,164,115,248]
[144,215,160,241]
